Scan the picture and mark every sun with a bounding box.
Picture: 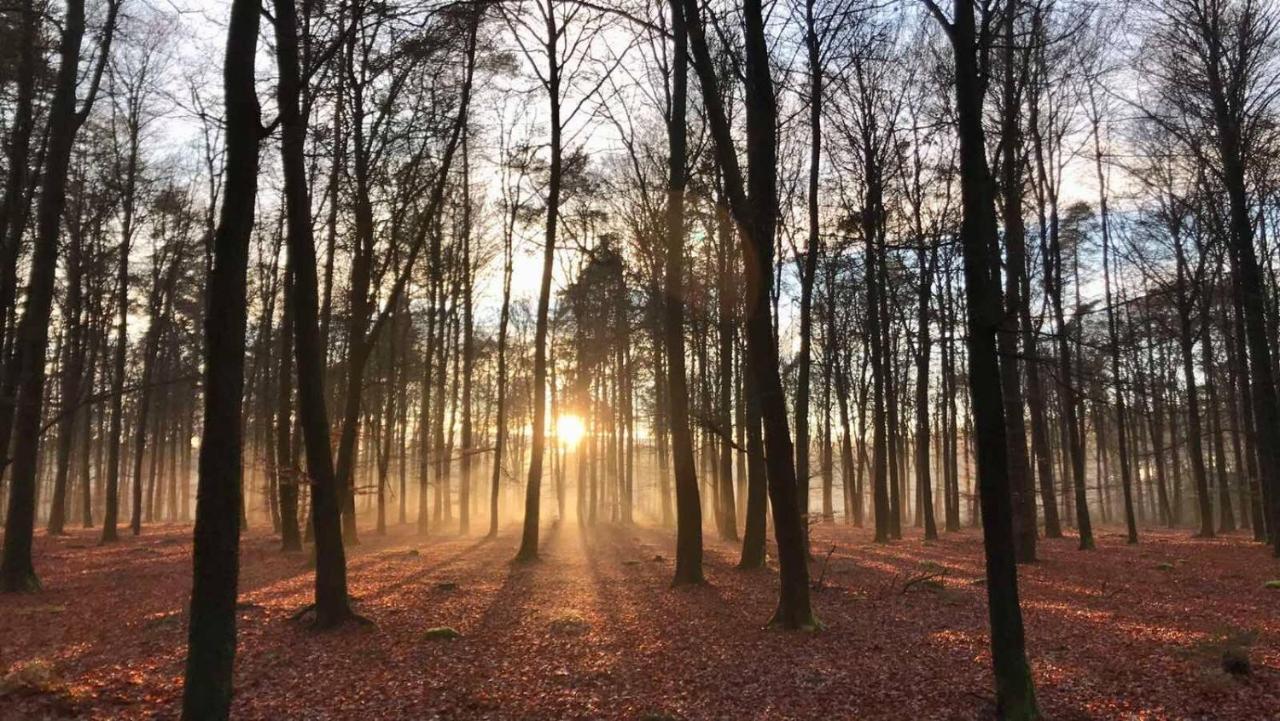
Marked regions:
[555,414,586,447]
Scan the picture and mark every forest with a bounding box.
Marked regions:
[0,0,1278,718]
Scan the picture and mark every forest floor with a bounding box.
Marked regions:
[1,519,1278,720]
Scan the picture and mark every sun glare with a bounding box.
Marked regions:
[556,414,586,447]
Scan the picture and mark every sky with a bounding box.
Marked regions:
[139,0,1118,352]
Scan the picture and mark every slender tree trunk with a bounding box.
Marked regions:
[665,0,703,585]
[714,172,739,541]
[0,0,40,473]
[489,222,514,537]
[739,351,768,569]
[998,3,1036,561]
[1203,320,1235,532]
[1046,193,1091,548]
[1094,116,1138,544]
[835,350,858,527]
[273,0,354,627]
[793,0,823,553]
[939,0,1040,715]
[1174,233,1214,537]
[458,131,475,536]
[1227,252,1266,537]
[860,115,891,544]
[130,285,172,536]
[1211,67,1280,555]
[48,220,86,535]
[916,246,938,541]
[1143,343,1174,526]
[102,133,142,543]
[682,0,814,628]
[277,268,301,551]
[2,0,118,590]
[180,0,258,711]
[515,0,561,563]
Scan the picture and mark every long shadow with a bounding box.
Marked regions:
[355,537,491,604]
[579,524,820,720]
[432,523,563,715]
[583,524,756,642]
[228,526,478,608]
[472,521,562,632]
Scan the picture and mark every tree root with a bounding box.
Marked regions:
[0,569,42,593]
[767,607,823,632]
[289,602,375,629]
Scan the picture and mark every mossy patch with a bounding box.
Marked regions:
[548,612,590,637]
[1264,580,1280,590]
[1222,646,1251,676]
[422,626,461,641]
[918,560,946,574]
[1155,562,1175,571]
[143,610,185,630]
[1186,626,1257,679]
[0,660,66,697]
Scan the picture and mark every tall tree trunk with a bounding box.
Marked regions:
[1203,318,1235,533]
[102,111,143,543]
[277,267,301,552]
[515,0,561,563]
[2,0,117,590]
[665,0,703,586]
[793,0,823,553]
[180,0,258,711]
[915,246,938,541]
[488,195,515,538]
[834,347,858,527]
[935,0,1040,715]
[1174,232,1214,537]
[1042,172,1091,548]
[682,0,814,629]
[1209,52,1280,555]
[1143,343,1174,526]
[1094,113,1138,544]
[460,131,475,536]
[715,172,739,540]
[0,0,39,438]
[738,360,767,568]
[130,279,173,536]
[860,102,891,544]
[942,262,962,531]
[998,1,1036,561]
[48,215,87,535]
[1227,251,1266,537]
[273,0,354,627]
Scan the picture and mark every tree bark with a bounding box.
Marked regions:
[1094,113,1138,544]
[934,0,1040,715]
[273,0,355,627]
[180,0,258,711]
[665,0,703,586]
[998,0,1036,561]
[2,0,118,591]
[515,0,561,563]
[682,0,814,628]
